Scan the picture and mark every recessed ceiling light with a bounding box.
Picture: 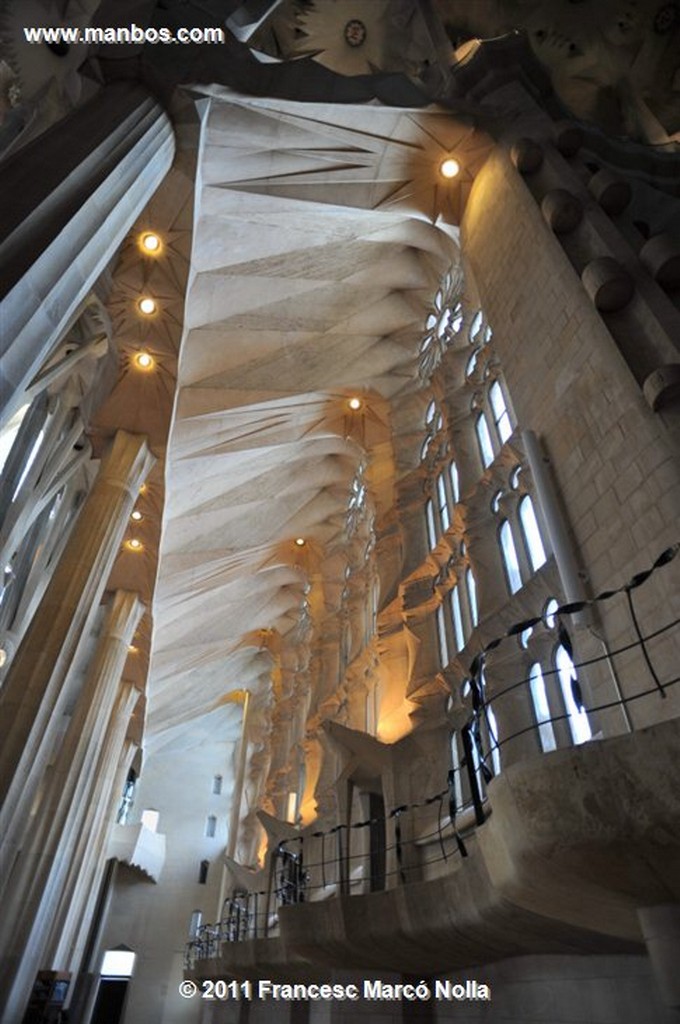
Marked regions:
[126,538,143,551]
[138,297,156,316]
[140,232,161,254]
[348,397,362,410]
[294,537,306,547]
[131,510,143,521]
[134,351,154,370]
[128,644,139,654]
[439,157,460,179]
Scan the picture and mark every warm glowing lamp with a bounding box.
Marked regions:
[439,157,460,179]
[294,537,306,547]
[140,232,161,254]
[138,297,156,316]
[134,351,154,370]
[348,397,362,410]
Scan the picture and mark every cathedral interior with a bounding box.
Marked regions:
[1,1,680,1022]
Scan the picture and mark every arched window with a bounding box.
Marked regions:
[449,731,464,810]
[450,585,465,651]
[469,310,483,343]
[475,413,494,469]
[466,567,478,628]
[529,663,556,752]
[519,495,547,572]
[436,603,449,668]
[437,473,450,532]
[425,499,437,550]
[487,704,501,776]
[555,645,591,745]
[544,597,559,628]
[488,381,512,444]
[449,461,460,504]
[499,520,522,594]
[465,349,480,378]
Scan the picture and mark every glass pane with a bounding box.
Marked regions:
[529,663,557,752]
[449,461,459,503]
[426,499,438,549]
[500,521,522,594]
[476,414,494,469]
[489,382,512,443]
[437,474,450,531]
[451,586,465,650]
[556,645,592,745]
[466,567,478,627]
[0,403,29,475]
[519,496,547,572]
[436,604,449,668]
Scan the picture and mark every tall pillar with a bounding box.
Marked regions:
[47,698,140,973]
[0,82,175,428]
[0,590,144,1024]
[0,430,154,883]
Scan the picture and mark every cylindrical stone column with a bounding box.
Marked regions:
[0,430,154,879]
[0,590,144,1024]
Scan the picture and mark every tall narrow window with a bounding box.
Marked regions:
[466,567,478,628]
[425,499,437,550]
[205,815,217,838]
[0,403,29,475]
[475,414,494,469]
[489,381,512,443]
[436,604,449,668]
[555,645,592,745]
[449,461,460,503]
[212,775,223,795]
[529,663,557,752]
[519,495,547,572]
[449,731,464,811]
[141,809,159,833]
[199,860,209,884]
[486,704,501,776]
[189,910,202,938]
[450,586,465,651]
[437,474,450,532]
[12,428,45,502]
[499,521,522,594]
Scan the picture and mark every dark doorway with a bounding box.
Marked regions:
[89,979,128,1024]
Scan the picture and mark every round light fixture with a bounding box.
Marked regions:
[131,510,143,522]
[348,397,362,411]
[140,232,161,254]
[439,157,460,180]
[138,297,157,316]
[128,644,139,654]
[134,351,155,371]
[126,538,143,552]
[294,537,306,547]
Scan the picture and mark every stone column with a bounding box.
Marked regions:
[47,688,141,973]
[0,82,175,428]
[0,430,154,885]
[0,589,144,1024]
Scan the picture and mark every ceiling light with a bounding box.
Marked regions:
[140,232,161,254]
[126,538,143,552]
[348,397,362,411]
[294,538,306,547]
[134,351,154,370]
[439,157,460,179]
[138,297,156,316]
[131,510,143,521]
[128,644,139,654]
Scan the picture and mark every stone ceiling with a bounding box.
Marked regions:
[144,91,491,743]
